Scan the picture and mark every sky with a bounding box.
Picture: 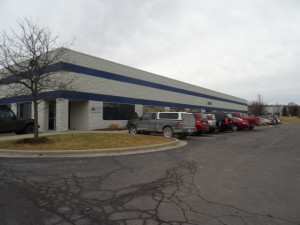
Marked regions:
[1,0,299,105]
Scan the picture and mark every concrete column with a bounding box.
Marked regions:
[135,104,144,116]
[56,98,69,132]
[10,103,17,115]
[88,101,103,130]
[37,101,48,132]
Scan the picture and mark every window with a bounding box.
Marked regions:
[0,110,15,119]
[141,113,156,120]
[141,113,151,120]
[103,103,135,120]
[159,113,179,119]
[17,102,32,119]
[48,101,56,130]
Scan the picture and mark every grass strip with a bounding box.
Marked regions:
[281,116,300,123]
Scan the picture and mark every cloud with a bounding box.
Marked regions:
[1,0,300,104]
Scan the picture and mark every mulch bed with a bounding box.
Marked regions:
[14,137,53,145]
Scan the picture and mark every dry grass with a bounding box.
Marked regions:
[0,133,173,150]
[281,116,300,123]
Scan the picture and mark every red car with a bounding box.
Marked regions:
[229,112,260,130]
[192,113,209,135]
[232,117,250,131]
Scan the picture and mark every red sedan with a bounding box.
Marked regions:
[232,117,250,131]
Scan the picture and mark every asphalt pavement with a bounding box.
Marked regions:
[1,123,300,225]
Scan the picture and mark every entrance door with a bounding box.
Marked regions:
[48,101,56,130]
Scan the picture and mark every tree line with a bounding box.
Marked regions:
[248,94,299,117]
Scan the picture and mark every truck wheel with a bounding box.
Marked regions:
[232,125,238,132]
[128,125,138,134]
[24,124,34,134]
[163,126,174,138]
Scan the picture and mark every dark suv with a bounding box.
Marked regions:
[0,106,34,134]
[210,112,234,132]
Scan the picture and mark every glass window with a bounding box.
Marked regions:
[0,110,15,119]
[103,103,135,120]
[226,114,233,118]
[141,113,152,120]
[151,113,156,120]
[17,102,32,119]
[159,113,179,119]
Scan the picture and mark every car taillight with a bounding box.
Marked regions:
[179,122,183,128]
[225,118,229,124]
[196,120,201,125]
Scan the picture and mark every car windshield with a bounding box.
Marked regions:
[0,110,15,119]
[226,114,233,118]
[201,114,207,120]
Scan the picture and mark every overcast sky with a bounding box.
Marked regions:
[1,0,299,105]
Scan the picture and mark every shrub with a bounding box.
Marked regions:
[130,112,139,119]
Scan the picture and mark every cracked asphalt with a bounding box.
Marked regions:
[1,123,300,225]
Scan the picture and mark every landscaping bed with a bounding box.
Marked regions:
[0,133,173,150]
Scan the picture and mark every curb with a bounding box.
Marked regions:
[0,139,187,158]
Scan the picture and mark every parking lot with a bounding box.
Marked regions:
[1,123,300,225]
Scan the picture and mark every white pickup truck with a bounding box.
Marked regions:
[127,112,196,138]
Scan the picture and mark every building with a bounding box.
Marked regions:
[0,49,248,132]
[265,105,284,116]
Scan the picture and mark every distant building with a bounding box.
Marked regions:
[265,105,284,116]
[0,49,248,132]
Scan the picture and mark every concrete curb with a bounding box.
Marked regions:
[0,139,187,158]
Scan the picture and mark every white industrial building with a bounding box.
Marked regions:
[0,49,248,132]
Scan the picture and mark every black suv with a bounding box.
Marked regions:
[0,106,34,134]
[210,112,234,132]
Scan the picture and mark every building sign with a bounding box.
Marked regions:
[90,106,102,113]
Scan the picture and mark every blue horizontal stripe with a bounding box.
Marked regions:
[61,62,247,107]
[0,61,247,107]
[0,91,248,113]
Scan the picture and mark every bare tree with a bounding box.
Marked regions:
[282,105,288,116]
[248,94,266,116]
[287,102,299,116]
[0,18,74,139]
